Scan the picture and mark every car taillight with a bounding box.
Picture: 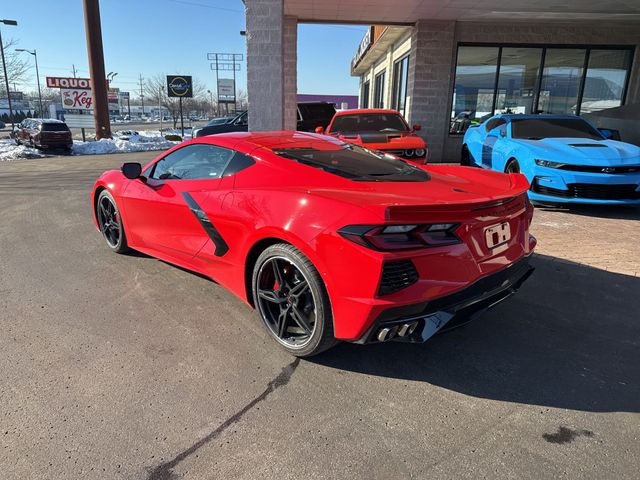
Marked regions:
[338,223,461,251]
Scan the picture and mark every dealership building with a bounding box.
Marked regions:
[244,0,640,162]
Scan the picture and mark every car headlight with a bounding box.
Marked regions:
[404,149,415,158]
[415,148,426,157]
[535,159,565,168]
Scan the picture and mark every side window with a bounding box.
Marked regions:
[222,152,255,177]
[485,118,506,132]
[149,144,235,180]
[235,112,248,126]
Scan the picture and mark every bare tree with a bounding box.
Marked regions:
[144,73,209,128]
[0,38,30,95]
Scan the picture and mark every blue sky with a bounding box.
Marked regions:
[2,0,366,98]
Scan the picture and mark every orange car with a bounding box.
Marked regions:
[316,108,428,164]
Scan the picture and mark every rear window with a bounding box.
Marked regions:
[298,103,336,121]
[273,144,429,182]
[511,118,603,140]
[41,123,70,132]
[331,113,408,133]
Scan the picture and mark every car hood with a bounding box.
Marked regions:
[332,131,425,148]
[303,166,529,219]
[512,137,640,165]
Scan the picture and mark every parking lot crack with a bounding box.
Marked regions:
[145,357,300,480]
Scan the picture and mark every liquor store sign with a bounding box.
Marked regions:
[61,89,93,110]
[46,77,92,89]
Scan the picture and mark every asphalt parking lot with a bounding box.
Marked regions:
[1,152,639,480]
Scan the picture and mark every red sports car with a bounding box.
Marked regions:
[317,108,428,164]
[91,131,536,357]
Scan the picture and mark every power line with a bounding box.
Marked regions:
[166,0,243,13]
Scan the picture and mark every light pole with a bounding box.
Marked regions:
[16,48,43,118]
[159,85,164,133]
[0,19,18,130]
[207,89,214,118]
[106,72,117,118]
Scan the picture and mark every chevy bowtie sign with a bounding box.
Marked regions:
[167,75,193,98]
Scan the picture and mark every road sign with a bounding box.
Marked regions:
[64,114,95,128]
[218,79,235,101]
[166,75,193,98]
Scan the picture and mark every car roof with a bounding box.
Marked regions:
[492,113,581,122]
[334,108,401,116]
[194,130,345,151]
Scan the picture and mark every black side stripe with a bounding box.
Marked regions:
[182,192,229,257]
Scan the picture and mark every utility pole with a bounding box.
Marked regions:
[72,64,77,78]
[82,0,111,139]
[0,19,18,131]
[139,74,145,118]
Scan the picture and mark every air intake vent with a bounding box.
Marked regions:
[379,260,419,296]
[570,143,607,148]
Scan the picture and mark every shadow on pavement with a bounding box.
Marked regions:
[535,203,640,220]
[311,254,640,413]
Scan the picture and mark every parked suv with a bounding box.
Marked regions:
[193,102,336,137]
[13,119,73,153]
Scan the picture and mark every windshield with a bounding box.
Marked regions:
[511,118,604,140]
[273,144,429,182]
[331,113,409,134]
[41,123,69,132]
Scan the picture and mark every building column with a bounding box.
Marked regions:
[245,0,297,131]
[406,20,456,162]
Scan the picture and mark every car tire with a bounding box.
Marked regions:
[96,190,130,254]
[252,243,338,357]
[505,159,521,174]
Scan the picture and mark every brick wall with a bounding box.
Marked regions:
[246,0,296,131]
[406,21,456,163]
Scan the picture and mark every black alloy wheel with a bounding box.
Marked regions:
[253,244,337,357]
[97,190,129,253]
[505,159,521,174]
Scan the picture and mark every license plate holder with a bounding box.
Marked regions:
[485,222,511,249]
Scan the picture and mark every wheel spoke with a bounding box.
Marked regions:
[271,259,285,290]
[289,280,309,298]
[99,203,109,222]
[289,306,312,335]
[258,289,285,304]
[278,307,290,337]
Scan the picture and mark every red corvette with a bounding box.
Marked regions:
[317,108,428,164]
[91,131,536,357]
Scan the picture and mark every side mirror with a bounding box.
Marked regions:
[599,128,619,140]
[121,162,142,179]
[315,126,325,134]
[412,124,421,132]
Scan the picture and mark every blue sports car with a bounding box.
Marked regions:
[462,114,640,204]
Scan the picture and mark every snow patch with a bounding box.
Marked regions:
[0,140,46,161]
[72,130,187,156]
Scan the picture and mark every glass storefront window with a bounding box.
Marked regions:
[451,46,499,124]
[361,81,370,108]
[580,49,632,113]
[537,48,586,114]
[373,71,385,108]
[449,45,633,134]
[495,47,543,115]
[392,55,410,116]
